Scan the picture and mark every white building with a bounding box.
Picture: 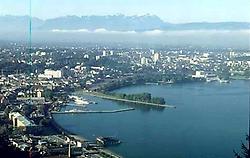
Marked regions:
[229,51,235,58]
[36,89,42,98]
[192,71,206,78]
[141,57,148,65]
[39,69,62,79]
[103,50,107,56]
[96,56,101,60]
[84,54,89,59]
[9,112,36,128]
[153,53,160,63]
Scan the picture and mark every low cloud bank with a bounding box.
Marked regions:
[0,29,249,48]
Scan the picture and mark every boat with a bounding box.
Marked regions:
[74,97,90,105]
[206,74,219,82]
[69,95,90,105]
[219,79,230,83]
[96,136,121,147]
[65,109,84,113]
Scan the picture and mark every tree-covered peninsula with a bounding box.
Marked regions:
[109,92,166,105]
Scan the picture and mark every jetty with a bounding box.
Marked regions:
[51,108,135,114]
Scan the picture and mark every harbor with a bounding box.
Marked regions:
[48,95,133,157]
[53,81,249,158]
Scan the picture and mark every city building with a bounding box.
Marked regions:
[141,57,148,65]
[192,71,206,78]
[229,51,235,58]
[39,69,63,79]
[0,94,8,105]
[9,112,36,129]
[103,50,107,56]
[153,53,160,63]
[96,56,101,60]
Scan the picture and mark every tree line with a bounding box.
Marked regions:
[109,92,166,105]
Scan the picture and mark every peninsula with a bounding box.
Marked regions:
[83,91,175,108]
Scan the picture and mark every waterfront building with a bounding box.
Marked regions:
[192,71,206,78]
[9,112,36,129]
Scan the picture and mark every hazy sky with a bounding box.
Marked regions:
[0,0,250,23]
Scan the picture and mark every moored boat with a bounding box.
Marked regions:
[96,136,121,146]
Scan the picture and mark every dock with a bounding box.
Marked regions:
[51,108,135,114]
[99,149,123,158]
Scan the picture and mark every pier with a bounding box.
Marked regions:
[51,108,135,114]
[99,149,123,158]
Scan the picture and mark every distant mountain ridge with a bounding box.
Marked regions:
[1,15,250,32]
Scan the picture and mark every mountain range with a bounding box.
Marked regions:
[1,14,250,32]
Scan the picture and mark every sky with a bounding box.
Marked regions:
[0,0,250,23]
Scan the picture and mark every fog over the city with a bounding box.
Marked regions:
[1,29,249,49]
[0,15,249,48]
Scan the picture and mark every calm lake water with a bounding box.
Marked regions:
[53,80,249,158]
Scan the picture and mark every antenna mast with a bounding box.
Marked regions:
[29,0,32,62]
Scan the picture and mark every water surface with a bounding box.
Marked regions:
[53,81,249,158]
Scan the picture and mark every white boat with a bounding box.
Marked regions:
[75,98,89,105]
[65,109,84,112]
[219,79,230,83]
[69,95,91,105]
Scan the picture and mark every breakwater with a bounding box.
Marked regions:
[51,108,135,114]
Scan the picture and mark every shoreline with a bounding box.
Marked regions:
[50,113,123,157]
